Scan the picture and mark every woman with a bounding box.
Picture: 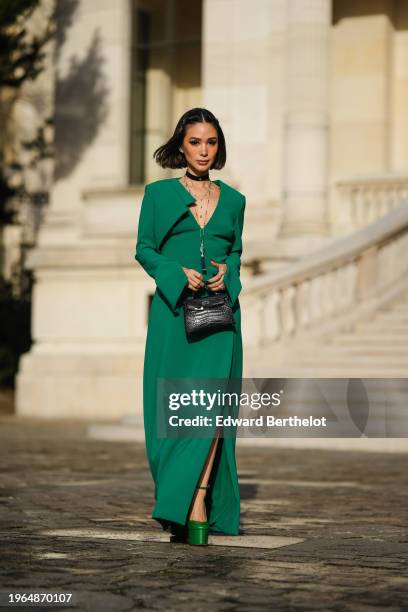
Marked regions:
[135,107,246,545]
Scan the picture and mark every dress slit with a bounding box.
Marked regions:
[186,426,223,520]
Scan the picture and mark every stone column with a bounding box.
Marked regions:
[38,0,132,247]
[202,0,285,261]
[16,0,147,420]
[279,0,331,239]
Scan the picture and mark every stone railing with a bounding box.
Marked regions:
[334,174,408,232]
[242,201,408,348]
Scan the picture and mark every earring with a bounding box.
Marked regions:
[179,149,184,155]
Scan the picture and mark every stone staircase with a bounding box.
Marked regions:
[242,202,408,379]
[273,290,408,377]
[237,203,408,451]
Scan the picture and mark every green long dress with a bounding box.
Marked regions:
[135,176,246,536]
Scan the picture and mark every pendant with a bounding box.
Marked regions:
[200,230,207,274]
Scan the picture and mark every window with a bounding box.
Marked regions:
[129,0,202,185]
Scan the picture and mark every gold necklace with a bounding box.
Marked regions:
[182,177,213,228]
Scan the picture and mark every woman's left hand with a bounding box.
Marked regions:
[207,260,227,291]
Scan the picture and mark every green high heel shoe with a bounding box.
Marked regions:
[187,485,210,546]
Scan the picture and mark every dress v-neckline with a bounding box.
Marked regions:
[175,176,223,230]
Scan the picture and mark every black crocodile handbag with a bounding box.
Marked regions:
[183,227,236,341]
[183,289,236,341]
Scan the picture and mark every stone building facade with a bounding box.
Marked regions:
[14,0,408,419]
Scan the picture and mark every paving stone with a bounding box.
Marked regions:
[0,415,407,611]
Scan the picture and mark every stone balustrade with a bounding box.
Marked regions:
[334,175,408,232]
[241,201,408,349]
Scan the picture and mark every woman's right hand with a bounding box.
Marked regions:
[182,267,205,292]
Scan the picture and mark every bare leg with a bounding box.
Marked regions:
[188,427,222,522]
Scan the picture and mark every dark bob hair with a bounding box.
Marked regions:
[153,107,226,170]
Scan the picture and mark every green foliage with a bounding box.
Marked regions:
[0,0,54,389]
[0,276,32,388]
[0,0,53,88]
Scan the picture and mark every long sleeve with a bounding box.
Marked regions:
[223,196,246,308]
[135,184,188,314]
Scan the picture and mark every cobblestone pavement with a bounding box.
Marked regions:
[0,414,407,611]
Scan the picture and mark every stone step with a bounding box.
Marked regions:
[284,362,407,374]
[289,346,408,358]
[334,334,408,345]
[338,330,408,341]
[248,364,408,377]
[369,313,408,323]
[353,323,408,333]
[379,303,408,313]
[290,353,408,366]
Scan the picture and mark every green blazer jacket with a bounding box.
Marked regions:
[135,178,246,315]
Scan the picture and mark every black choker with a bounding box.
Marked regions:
[185,169,209,181]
